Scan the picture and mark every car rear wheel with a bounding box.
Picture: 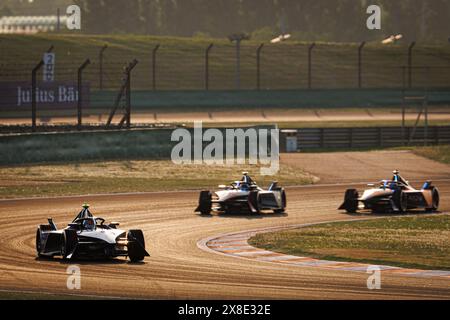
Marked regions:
[343,189,359,213]
[36,229,44,258]
[274,189,286,214]
[427,187,440,212]
[248,191,260,214]
[197,191,212,215]
[127,230,146,262]
[393,190,408,213]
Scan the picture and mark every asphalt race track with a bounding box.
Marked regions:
[0,152,449,299]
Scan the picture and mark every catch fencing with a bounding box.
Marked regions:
[1,39,450,131]
[2,40,450,91]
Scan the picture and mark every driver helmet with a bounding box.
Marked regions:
[240,183,249,191]
[392,170,400,181]
[241,172,254,184]
[389,181,399,190]
[83,218,95,231]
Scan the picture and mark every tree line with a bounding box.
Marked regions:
[2,0,450,42]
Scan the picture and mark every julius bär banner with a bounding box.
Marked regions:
[0,82,90,110]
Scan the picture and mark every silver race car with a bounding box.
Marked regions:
[195,172,287,215]
[339,170,440,213]
[36,204,150,262]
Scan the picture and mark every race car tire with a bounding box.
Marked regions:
[274,189,287,214]
[393,190,408,213]
[248,191,260,214]
[36,228,44,258]
[427,187,440,212]
[61,229,78,259]
[343,189,359,213]
[127,230,146,262]
[197,191,212,215]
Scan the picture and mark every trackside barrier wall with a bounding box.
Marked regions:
[0,129,174,165]
[288,126,450,151]
[2,89,449,118]
[0,125,277,165]
[1,126,448,165]
[95,88,450,109]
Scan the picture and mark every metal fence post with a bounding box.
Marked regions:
[126,59,139,129]
[56,8,61,32]
[228,34,249,90]
[408,42,416,88]
[31,60,45,132]
[256,43,264,90]
[0,39,2,75]
[99,44,108,90]
[205,43,213,90]
[77,59,91,130]
[424,66,430,146]
[358,41,366,88]
[308,43,316,89]
[152,44,160,91]
[401,66,406,145]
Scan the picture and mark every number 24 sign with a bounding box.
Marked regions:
[43,53,55,83]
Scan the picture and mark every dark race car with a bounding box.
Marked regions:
[195,172,287,215]
[36,204,150,262]
[339,170,440,214]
